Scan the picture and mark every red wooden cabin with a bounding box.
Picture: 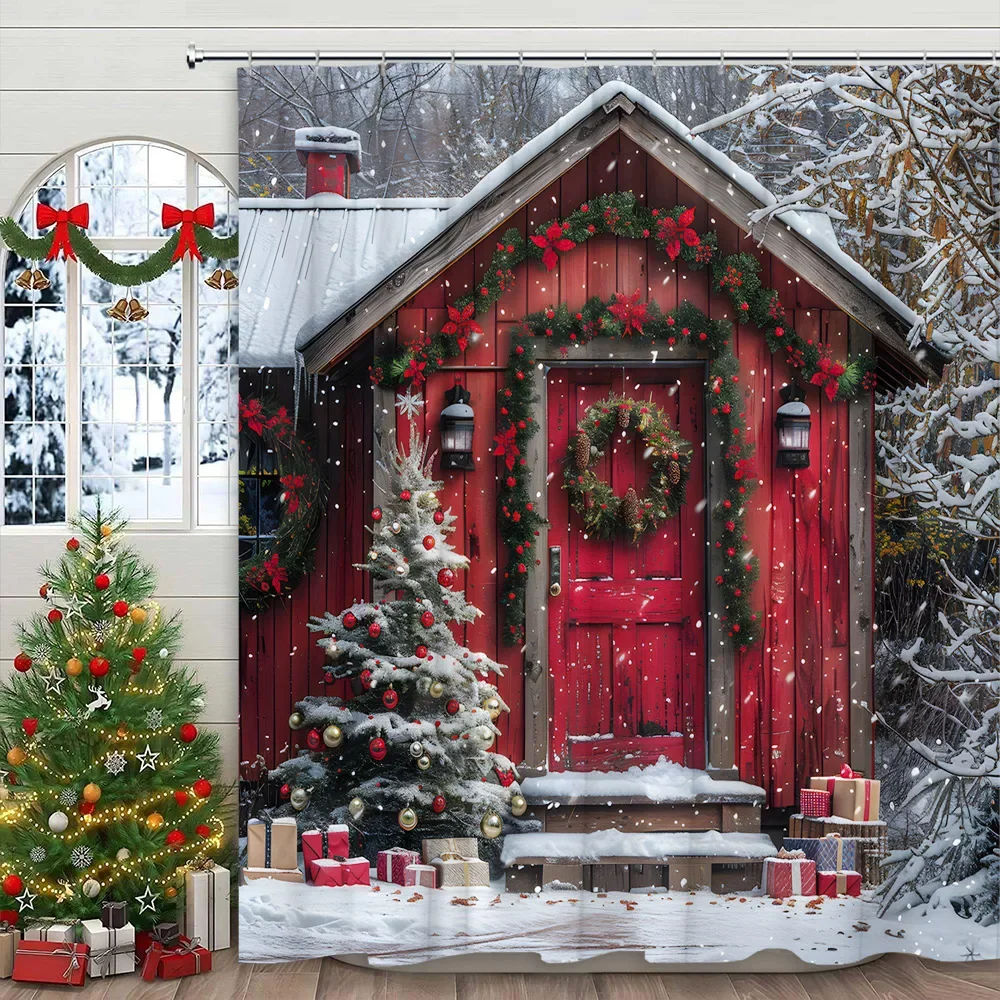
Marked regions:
[239,84,936,837]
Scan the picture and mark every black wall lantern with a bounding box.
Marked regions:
[440,383,476,471]
[775,383,812,468]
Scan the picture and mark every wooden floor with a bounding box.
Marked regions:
[2,949,997,998]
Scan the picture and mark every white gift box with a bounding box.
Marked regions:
[80,918,135,978]
[24,922,75,943]
[184,863,231,951]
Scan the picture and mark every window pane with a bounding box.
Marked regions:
[4,423,31,474]
[4,478,32,524]
[113,186,148,237]
[35,478,66,523]
[79,146,113,186]
[80,186,114,236]
[113,144,148,186]
[149,146,185,186]
[150,188,186,237]
[82,422,113,475]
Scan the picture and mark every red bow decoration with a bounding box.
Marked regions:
[441,303,483,352]
[161,203,215,261]
[238,397,264,435]
[530,221,576,271]
[657,207,700,261]
[36,202,89,261]
[608,289,649,337]
[810,356,847,401]
[280,474,306,514]
[839,763,862,779]
[493,425,520,471]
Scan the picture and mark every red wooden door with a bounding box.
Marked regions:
[546,366,707,772]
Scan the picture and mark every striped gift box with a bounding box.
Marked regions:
[799,788,832,818]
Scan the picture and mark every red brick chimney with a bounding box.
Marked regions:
[294,127,362,198]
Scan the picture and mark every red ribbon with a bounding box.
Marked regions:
[839,763,862,779]
[35,203,89,261]
[161,203,215,261]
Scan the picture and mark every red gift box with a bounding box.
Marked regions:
[140,936,212,981]
[800,788,833,818]
[377,847,421,884]
[403,864,437,889]
[817,870,862,898]
[12,940,89,987]
[301,825,350,870]
[308,857,370,886]
[764,854,816,897]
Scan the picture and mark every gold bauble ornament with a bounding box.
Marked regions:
[82,782,102,804]
[510,793,528,817]
[145,811,164,831]
[322,724,343,748]
[428,680,445,698]
[117,724,129,738]
[165,886,178,899]
[100,524,112,538]
[129,607,147,625]
[398,806,418,831]
[348,796,365,820]
[290,786,310,811]
[289,711,305,730]
[116,848,131,861]
[82,878,101,898]
[416,754,431,771]
[6,747,26,767]
[481,695,503,720]
[480,810,503,839]
[66,657,83,677]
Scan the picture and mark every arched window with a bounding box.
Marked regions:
[2,140,237,527]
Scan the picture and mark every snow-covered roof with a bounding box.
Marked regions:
[239,81,921,368]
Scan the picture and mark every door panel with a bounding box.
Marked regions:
[546,365,707,772]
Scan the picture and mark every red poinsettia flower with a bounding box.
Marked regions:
[441,302,483,352]
[608,289,648,337]
[266,405,292,437]
[493,425,521,471]
[403,355,428,386]
[238,397,264,435]
[280,473,306,514]
[810,356,847,401]
[530,221,576,271]
[657,207,700,261]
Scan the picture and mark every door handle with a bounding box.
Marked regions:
[548,546,562,597]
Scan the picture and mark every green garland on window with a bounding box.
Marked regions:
[0,218,239,286]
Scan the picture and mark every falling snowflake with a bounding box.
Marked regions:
[145,708,164,730]
[70,845,94,870]
[59,787,77,806]
[104,750,128,776]
[395,388,425,421]
[29,846,46,864]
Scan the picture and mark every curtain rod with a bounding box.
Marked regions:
[186,44,996,69]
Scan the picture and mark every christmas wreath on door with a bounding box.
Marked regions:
[565,393,691,542]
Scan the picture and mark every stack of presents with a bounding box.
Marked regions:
[764,764,886,900]
[242,816,491,891]
[1,863,230,987]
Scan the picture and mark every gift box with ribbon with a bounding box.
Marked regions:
[421,836,480,865]
[12,940,89,987]
[783,833,858,872]
[183,862,231,951]
[302,825,350,871]
[140,935,212,981]
[241,867,304,884]
[0,922,20,980]
[763,849,817,898]
[247,816,299,870]
[808,764,880,822]
[376,847,421,884]
[81,919,135,978]
[799,788,833,818]
[151,922,180,950]
[24,920,76,943]
[307,857,371,887]
[430,853,491,888]
[100,901,128,930]
[403,864,437,889]
[817,870,862,898]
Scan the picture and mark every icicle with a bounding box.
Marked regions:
[293,349,306,428]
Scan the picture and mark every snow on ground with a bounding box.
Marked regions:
[239,875,1000,967]
[501,830,776,863]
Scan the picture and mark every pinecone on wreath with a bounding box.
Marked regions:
[618,404,631,429]
[574,431,591,470]
[668,460,682,485]
[622,486,641,528]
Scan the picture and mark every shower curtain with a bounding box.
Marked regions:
[236,61,999,966]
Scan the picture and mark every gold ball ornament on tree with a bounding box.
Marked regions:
[409,740,424,758]
[165,886,178,899]
[416,754,432,771]
[288,711,305,730]
[510,793,528,817]
[116,848,131,861]
[398,806,418,831]
[66,657,83,677]
[6,747,26,767]
[129,606,147,625]
[82,878,101,899]
[322,724,343,748]
[480,810,503,839]
[481,695,502,720]
[348,796,365,820]
[100,524,113,538]
[290,787,311,811]
[145,811,165,831]
[428,679,445,699]
[82,782,102,804]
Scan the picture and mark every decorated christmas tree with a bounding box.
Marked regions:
[268,431,533,861]
[0,505,225,929]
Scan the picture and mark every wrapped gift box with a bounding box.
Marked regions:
[377,847,421,884]
[24,921,76,943]
[81,919,135,978]
[817,870,862,898]
[12,940,89,987]
[100,901,128,929]
[763,853,817,897]
[247,816,299,870]
[241,867,304,884]
[421,836,480,865]
[184,863,230,951]
[808,765,880,821]
[403,864,437,889]
[151,922,180,950]
[0,924,19,979]
[307,857,370,886]
[783,835,857,872]
[430,854,491,888]
[302,825,350,870]
[799,788,832,818]
[140,936,212,981]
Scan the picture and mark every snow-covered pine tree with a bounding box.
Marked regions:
[268,430,534,863]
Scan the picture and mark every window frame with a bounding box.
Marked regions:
[1,137,236,533]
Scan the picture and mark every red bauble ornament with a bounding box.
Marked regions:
[21,718,37,738]
[420,611,435,628]
[343,612,357,629]
[433,511,445,526]
[166,829,186,847]
[174,790,190,807]
[306,728,322,750]
[324,670,334,684]
[195,824,211,838]
[13,653,31,673]
[446,699,460,715]
[2,874,23,897]
[437,568,454,588]
[400,490,412,501]
[88,657,110,678]
[66,537,79,551]
[132,647,147,663]
[47,608,63,624]
[79,802,95,816]
[414,644,428,659]
[113,600,129,617]
[193,778,212,799]
[94,573,110,591]
[179,723,198,743]
[368,622,382,639]
[369,737,387,761]
[359,668,373,689]
[431,795,446,814]
[382,688,399,710]
[422,535,436,550]
[371,507,383,522]
[279,783,291,800]
[39,583,49,598]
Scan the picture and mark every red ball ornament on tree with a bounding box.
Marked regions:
[166,829,186,847]
[79,802,95,816]
[94,573,110,591]
[89,657,110,678]
[306,728,322,750]
[422,535,436,550]
[66,537,79,551]
[382,688,399,710]
[193,779,212,799]
[179,723,198,743]
[279,783,291,800]
[174,790,189,807]
[432,795,447,814]
[113,600,129,617]
[39,583,49,598]
[342,612,357,630]
[368,622,382,639]
[446,699,460,715]
[400,490,412,501]
[359,668,373,689]
[420,611,435,628]
[369,737,387,761]
[195,824,211,839]
[132,647,147,664]
[21,718,37,738]
[47,608,63,624]
[13,653,31,673]
[371,507,383,522]
[414,644,428,659]
[437,568,454,588]
[2,874,23,898]
[433,510,445,525]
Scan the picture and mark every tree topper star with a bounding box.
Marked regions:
[135,883,159,915]
[136,744,160,772]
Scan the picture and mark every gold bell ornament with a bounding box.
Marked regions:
[204,268,224,289]
[222,268,239,289]
[106,297,130,321]
[31,269,51,290]
[126,297,149,322]
[14,268,34,290]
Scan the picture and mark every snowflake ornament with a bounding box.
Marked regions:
[70,845,94,869]
[59,787,77,806]
[145,708,164,730]
[395,388,425,420]
[104,750,128,775]
[29,846,46,864]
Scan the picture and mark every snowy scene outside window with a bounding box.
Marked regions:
[1,140,238,526]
